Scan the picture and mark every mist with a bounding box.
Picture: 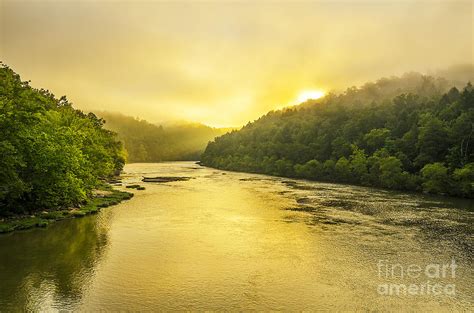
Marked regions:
[1,0,472,127]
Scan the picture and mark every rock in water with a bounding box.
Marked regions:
[142,176,191,183]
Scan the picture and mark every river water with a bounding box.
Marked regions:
[0,162,472,311]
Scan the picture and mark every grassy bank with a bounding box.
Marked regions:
[0,185,133,234]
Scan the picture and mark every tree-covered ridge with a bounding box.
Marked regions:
[202,74,474,198]
[97,112,232,162]
[0,64,126,214]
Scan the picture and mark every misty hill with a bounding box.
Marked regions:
[202,72,474,198]
[299,67,473,109]
[97,112,232,162]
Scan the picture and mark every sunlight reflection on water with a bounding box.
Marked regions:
[0,162,472,311]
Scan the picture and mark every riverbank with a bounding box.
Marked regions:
[0,185,133,234]
[199,162,474,200]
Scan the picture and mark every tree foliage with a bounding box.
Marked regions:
[0,64,125,214]
[96,112,231,162]
[202,74,474,198]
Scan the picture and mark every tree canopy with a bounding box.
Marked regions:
[202,74,474,198]
[0,64,125,214]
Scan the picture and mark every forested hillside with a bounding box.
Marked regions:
[0,64,126,214]
[202,73,474,198]
[97,112,231,162]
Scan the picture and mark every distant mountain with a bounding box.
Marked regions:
[96,112,233,162]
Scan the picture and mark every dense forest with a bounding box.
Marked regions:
[0,64,126,215]
[97,112,231,162]
[202,73,474,198]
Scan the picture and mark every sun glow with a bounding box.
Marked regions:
[296,90,326,103]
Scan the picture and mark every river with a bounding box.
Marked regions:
[0,162,472,311]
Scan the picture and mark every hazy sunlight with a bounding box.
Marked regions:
[296,90,325,103]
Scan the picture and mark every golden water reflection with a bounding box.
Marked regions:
[0,162,472,310]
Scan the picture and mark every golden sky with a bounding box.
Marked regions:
[1,1,472,127]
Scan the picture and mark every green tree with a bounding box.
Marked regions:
[379,156,405,189]
[275,159,294,176]
[323,159,336,181]
[364,128,390,153]
[421,163,449,194]
[349,146,369,184]
[452,163,474,197]
[335,157,351,182]
[294,159,323,179]
[415,115,450,168]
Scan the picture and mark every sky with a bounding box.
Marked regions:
[1,0,472,127]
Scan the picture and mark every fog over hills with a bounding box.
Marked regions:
[96,111,232,162]
[201,69,474,198]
